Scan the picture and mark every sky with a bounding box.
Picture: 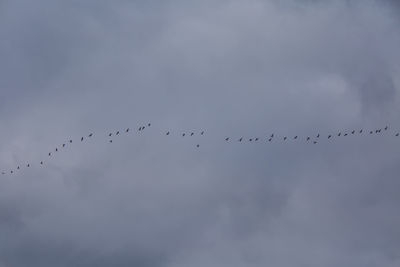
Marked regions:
[0,0,400,266]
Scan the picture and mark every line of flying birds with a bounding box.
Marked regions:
[2,123,399,175]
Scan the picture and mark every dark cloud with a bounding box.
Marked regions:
[0,0,400,266]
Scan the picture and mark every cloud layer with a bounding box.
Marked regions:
[1,0,400,266]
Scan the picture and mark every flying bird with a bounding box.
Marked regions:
[344,133,348,136]
[370,131,373,134]
[27,164,30,167]
[249,138,253,142]
[69,140,73,143]
[88,133,93,137]
[126,128,130,132]
[40,161,43,165]
[239,137,243,142]
[294,136,298,139]
[328,135,332,139]
[359,129,363,133]
[307,137,310,141]
[148,123,151,127]
[55,148,58,152]
[10,171,13,174]
[384,126,388,131]
[396,133,399,137]
[109,133,113,137]
[191,132,194,136]
[116,131,120,135]
[316,134,320,138]
[313,141,318,144]
[196,144,200,148]
[62,144,66,147]
[270,134,274,138]
[166,131,170,135]
[201,131,204,135]
[17,166,20,170]
[268,138,272,142]
[81,137,84,141]
[352,130,355,134]
[182,133,186,137]
[283,137,287,140]
[225,137,230,141]
[48,152,51,156]
[338,132,341,137]
[109,140,113,143]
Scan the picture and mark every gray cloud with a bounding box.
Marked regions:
[0,0,400,266]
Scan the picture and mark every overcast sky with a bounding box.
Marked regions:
[1,0,400,266]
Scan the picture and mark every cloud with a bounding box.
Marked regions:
[0,0,399,266]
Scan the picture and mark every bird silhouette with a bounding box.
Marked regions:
[328,135,332,139]
[313,141,318,144]
[55,148,58,152]
[27,164,30,167]
[81,137,84,141]
[344,133,348,136]
[138,127,142,131]
[40,161,43,165]
[270,134,274,138]
[283,137,287,140]
[268,138,272,142]
[294,136,298,139]
[352,130,355,134]
[109,140,113,143]
[89,133,93,137]
[196,144,200,148]
[191,132,194,136]
[384,126,388,131]
[48,152,51,156]
[148,123,151,127]
[255,138,259,141]
[307,137,310,141]
[109,133,112,137]
[10,171,13,174]
[201,131,204,135]
[239,137,243,142]
[359,129,363,133]
[182,133,186,137]
[249,138,253,142]
[166,131,170,135]
[17,166,20,170]
[69,140,73,143]
[116,131,120,135]
[338,132,341,137]
[225,137,230,141]
[316,134,320,138]
[62,144,66,147]
[396,133,399,137]
[126,128,130,132]
[370,131,373,134]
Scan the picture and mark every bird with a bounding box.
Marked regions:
[328,135,332,139]
[40,161,43,165]
[201,131,204,135]
[255,138,259,141]
[370,131,373,134]
[313,141,318,144]
[338,132,341,137]
[166,131,170,135]
[352,130,355,134]
[62,144,66,147]
[109,133,112,137]
[344,133,348,136]
[249,138,253,142]
[55,148,58,152]
[283,137,287,140]
[359,129,363,133]
[27,164,30,167]
[396,133,399,137]
[239,137,243,142]
[10,171,13,174]
[196,144,200,148]
[17,166,20,170]
[191,132,194,136]
[225,137,230,141]
[375,130,379,133]
[268,138,272,142]
[182,133,186,137]
[81,137,84,141]
[142,126,146,130]
[126,128,130,132]
[1,172,5,175]
[307,137,310,141]
[116,131,120,135]
[148,123,151,127]
[384,126,389,131]
[294,136,298,139]
[316,134,320,138]
[88,133,93,137]
[138,127,142,131]
[270,134,274,138]
[48,152,51,156]
[69,140,73,143]
[109,140,113,143]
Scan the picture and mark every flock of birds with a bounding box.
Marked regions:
[1,123,399,176]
